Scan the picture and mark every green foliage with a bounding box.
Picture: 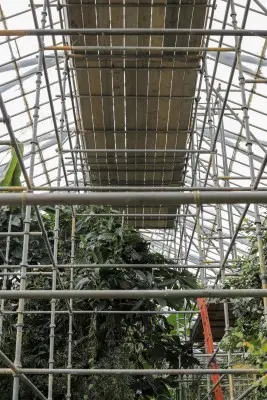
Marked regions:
[0,205,199,399]
[234,331,267,376]
[84,348,135,400]
[223,256,266,352]
[222,229,267,398]
[0,143,23,187]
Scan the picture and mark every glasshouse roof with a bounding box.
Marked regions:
[1,1,267,271]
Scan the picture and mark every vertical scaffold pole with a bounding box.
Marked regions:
[12,2,47,399]
[47,51,69,400]
[66,215,75,399]
[66,122,79,400]
[216,85,237,261]
[0,215,12,346]
[203,58,234,399]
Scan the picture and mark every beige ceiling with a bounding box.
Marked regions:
[65,0,208,228]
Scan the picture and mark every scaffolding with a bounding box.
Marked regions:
[0,0,267,399]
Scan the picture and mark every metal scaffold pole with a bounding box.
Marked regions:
[203,57,234,399]
[0,367,264,376]
[2,28,267,37]
[0,191,267,205]
[0,289,266,299]
[0,215,12,346]
[11,2,47,399]
[66,214,75,400]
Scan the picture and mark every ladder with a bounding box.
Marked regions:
[197,298,224,400]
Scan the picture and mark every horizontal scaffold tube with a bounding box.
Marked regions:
[1,191,267,206]
[44,45,235,53]
[0,263,225,269]
[0,310,199,315]
[0,368,263,376]
[0,289,266,300]
[3,186,267,192]
[1,29,267,37]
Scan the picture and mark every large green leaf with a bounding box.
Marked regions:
[0,143,23,187]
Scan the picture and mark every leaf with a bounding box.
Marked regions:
[142,362,150,370]
[243,341,255,351]
[135,270,147,281]
[11,215,21,227]
[97,300,108,311]
[74,277,90,289]
[153,379,171,398]
[262,374,267,387]
[164,376,182,388]
[155,298,167,308]
[0,143,23,187]
[132,299,144,311]
[234,331,244,339]
[166,298,184,311]
[167,314,176,326]
[146,272,153,286]
[150,343,166,361]
[98,233,114,241]
[156,278,178,287]
[178,273,198,289]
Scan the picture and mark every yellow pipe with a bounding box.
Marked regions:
[0,29,25,37]
[0,186,26,192]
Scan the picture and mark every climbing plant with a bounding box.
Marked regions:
[0,205,199,399]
